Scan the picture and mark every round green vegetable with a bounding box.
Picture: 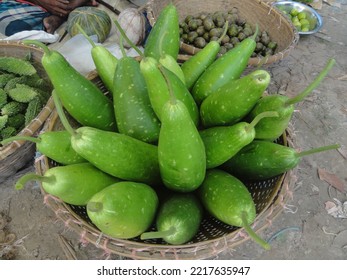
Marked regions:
[67,7,112,43]
[141,193,203,245]
[87,181,159,239]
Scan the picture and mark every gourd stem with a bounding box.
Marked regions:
[113,19,144,57]
[140,226,176,240]
[252,24,259,40]
[1,135,41,146]
[252,72,269,82]
[23,40,51,55]
[119,35,127,57]
[15,173,51,190]
[52,90,76,137]
[296,143,340,158]
[87,202,103,212]
[246,111,279,132]
[285,58,336,106]
[217,21,229,44]
[241,211,271,250]
[158,64,176,104]
[75,23,97,48]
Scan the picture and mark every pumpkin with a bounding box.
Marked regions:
[115,8,146,48]
[67,7,112,43]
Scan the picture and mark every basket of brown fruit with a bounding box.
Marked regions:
[146,0,300,65]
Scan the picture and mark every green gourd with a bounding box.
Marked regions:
[191,26,258,104]
[200,69,271,128]
[87,181,158,239]
[1,130,86,165]
[198,169,270,250]
[200,111,278,169]
[222,140,340,181]
[140,57,199,126]
[160,66,199,126]
[75,23,118,93]
[158,99,206,192]
[159,53,186,85]
[144,3,180,60]
[52,90,161,186]
[246,58,336,141]
[141,193,203,245]
[15,163,120,206]
[181,21,229,90]
[23,40,116,131]
[112,37,160,143]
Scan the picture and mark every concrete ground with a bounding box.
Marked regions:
[0,1,346,260]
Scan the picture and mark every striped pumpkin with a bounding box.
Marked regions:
[67,7,112,43]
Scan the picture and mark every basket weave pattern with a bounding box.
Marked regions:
[0,41,54,183]
[146,0,299,65]
[34,73,297,260]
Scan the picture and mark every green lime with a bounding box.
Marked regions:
[301,26,310,32]
[291,16,299,23]
[290,8,299,16]
[300,18,310,26]
[293,21,302,30]
[298,12,307,20]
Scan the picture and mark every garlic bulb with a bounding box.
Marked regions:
[116,8,147,48]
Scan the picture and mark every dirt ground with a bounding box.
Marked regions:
[0,1,346,260]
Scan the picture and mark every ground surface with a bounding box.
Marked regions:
[0,1,346,260]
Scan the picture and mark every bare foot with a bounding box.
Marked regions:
[43,15,65,34]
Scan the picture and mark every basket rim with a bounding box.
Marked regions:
[34,110,297,260]
[145,0,300,66]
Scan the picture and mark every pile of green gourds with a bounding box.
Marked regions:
[2,4,338,250]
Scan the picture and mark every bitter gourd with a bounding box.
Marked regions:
[24,97,42,125]
[0,89,7,108]
[8,84,39,103]
[1,101,27,116]
[0,115,8,130]
[4,76,29,91]
[7,113,25,130]
[1,126,17,139]
[0,56,37,76]
[0,73,15,88]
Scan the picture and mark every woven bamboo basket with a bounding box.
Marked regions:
[146,0,299,65]
[34,72,297,260]
[0,41,54,183]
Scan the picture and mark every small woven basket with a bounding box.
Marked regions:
[146,0,299,65]
[0,41,54,183]
[34,73,297,260]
